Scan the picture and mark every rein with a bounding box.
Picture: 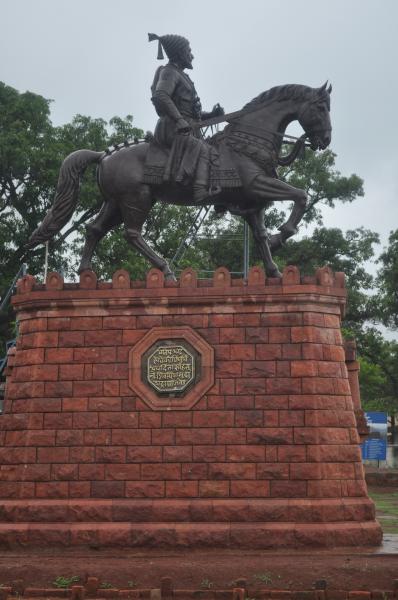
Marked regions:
[194,107,311,146]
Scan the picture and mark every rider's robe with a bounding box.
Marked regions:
[152,62,202,147]
[143,62,210,186]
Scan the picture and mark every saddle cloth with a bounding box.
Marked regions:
[142,135,242,190]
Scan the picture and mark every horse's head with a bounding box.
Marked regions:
[298,82,332,150]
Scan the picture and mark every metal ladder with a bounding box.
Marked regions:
[170,207,250,278]
[170,206,211,268]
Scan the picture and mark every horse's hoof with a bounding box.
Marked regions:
[164,272,177,283]
[267,267,282,278]
[77,265,92,274]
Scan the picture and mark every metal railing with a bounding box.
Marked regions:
[0,264,28,392]
[0,263,28,313]
[0,338,16,376]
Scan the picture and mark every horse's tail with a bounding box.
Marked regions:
[27,149,103,249]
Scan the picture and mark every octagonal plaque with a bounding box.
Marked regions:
[147,343,195,394]
[129,327,214,410]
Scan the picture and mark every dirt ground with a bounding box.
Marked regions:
[0,544,397,591]
[0,488,397,591]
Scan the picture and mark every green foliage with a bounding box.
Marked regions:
[356,328,398,415]
[252,572,275,584]
[280,147,364,226]
[359,357,388,407]
[0,81,142,347]
[373,229,398,330]
[52,576,80,588]
[275,227,379,330]
[368,489,398,534]
[0,82,54,280]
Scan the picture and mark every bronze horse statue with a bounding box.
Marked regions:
[28,82,332,279]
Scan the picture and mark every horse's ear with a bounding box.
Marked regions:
[319,80,328,92]
[327,83,332,94]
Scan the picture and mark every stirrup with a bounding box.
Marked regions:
[193,185,221,204]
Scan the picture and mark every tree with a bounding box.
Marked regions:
[0,83,143,284]
[279,147,364,226]
[356,328,398,427]
[0,82,143,347]
[0,82,55,282]
[372,229,398,330]
[353,232,398,422]
[275,227,379,330]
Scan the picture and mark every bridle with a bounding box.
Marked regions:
[296,97,331,141]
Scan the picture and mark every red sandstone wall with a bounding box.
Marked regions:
[0,265,369,504]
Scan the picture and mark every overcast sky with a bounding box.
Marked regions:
[1,0,397,260]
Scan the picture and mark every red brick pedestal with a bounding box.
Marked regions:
[0,265,382,548]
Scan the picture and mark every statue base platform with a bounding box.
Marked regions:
[0,498,381,548]
[0,266,382,548]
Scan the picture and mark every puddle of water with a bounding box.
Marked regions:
[373,533,398,554]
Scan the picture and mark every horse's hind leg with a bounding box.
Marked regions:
[244,208,282,278]
[121,185,176,281]
[78,200,122,273]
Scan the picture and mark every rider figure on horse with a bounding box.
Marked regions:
[147,33,224,203]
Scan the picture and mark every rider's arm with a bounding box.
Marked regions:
[151,67,188,129]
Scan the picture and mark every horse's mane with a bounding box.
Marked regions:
[243,84,324,111]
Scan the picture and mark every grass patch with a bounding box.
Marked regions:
[200,579,214,589]
[369,488,398,534]
[52,576,80,589]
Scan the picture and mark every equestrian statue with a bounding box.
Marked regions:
[27,33,332,279]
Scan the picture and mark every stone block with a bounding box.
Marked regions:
[193,445,226,462]
[220,328,245,344]
[112,269,130,289]
[165,481,198,497]
[248,265,265,285]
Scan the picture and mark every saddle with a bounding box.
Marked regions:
[142,133,242,190]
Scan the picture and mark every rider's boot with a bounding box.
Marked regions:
[193,156,221,204]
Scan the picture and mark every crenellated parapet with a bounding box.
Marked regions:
[16,265,346,294]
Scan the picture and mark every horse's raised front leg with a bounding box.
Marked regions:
[248,175,307,252]
[120,185,176,281]
[277,187,307,238]
[243,207,282,278]
[78,200,122,273]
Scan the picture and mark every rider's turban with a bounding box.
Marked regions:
[148,33,190,61]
